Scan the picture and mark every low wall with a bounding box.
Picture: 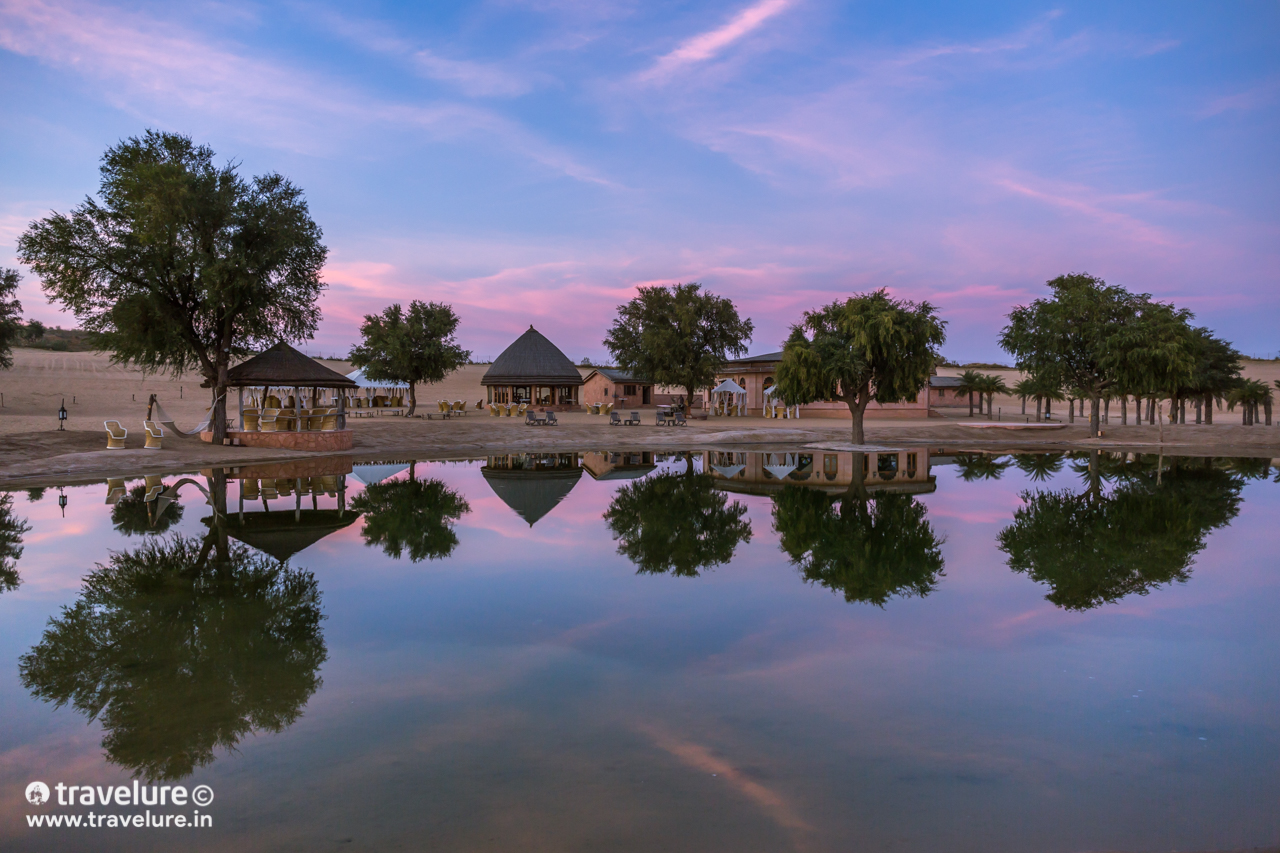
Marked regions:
[200,429,354,452]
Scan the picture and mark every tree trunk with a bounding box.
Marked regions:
[1179,397,1186,424]
[1036,398,1043,422]
[1120,396,1127,425]
[1087,449,1101,502]
[1104,397,1110,424]
[846,395,869,445]
[1045,397,1052,418]
[1089,395,1100,438]
[407,382,417,417]
[1204,393,1213,425]
[686,386,697,416]
[212,360,230,444]
[1195,397,1202,424]
[846,451,871,503]
[1021,398,1026,415]
[1265,398,1273,426]
[1068,399,1074,423]
[968,392,974,417]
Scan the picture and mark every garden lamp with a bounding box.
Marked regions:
[58,399,67,430]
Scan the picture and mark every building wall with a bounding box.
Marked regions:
[703,449,934,492]
[582,373,654,408]
[705,365,932,419]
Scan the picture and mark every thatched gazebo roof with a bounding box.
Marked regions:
[212,510,361,562]
[481,468,582,526]
[226,342,356,388]
[482,326,583,386]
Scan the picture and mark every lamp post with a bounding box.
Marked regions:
[57,487,68,518]
[58,399,67,431]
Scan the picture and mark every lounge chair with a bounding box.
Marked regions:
[626,411,641,426]
[260,408,282,432]
[525,409,541,426]
[104,420,127,449]
[610,411,622,426]
[545,411,559,426]
[674,410,688,426]
[144,420,164,449]
[321,411,339,431]
[655,410,669,426]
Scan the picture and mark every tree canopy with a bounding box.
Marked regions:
[0,268,23,370]
[348,301,471,417]
[771,480,945,606]
[18,130,327,442]
[999,273,1199,437]
[19,532,326,780]
[998,457,1243,610]
[603,283,753,411]
[350,473,471,562]
[773,289,945,444]
[0,493,30,594]
[603,465,752,576]
[111,484,185,536]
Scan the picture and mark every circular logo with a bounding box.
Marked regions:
[191,785,214,807]
[25,782,50,806]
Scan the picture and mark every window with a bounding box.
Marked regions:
[823,454,839,481]
[877,453,898,480]
[906,453,918,477]
[624,384,637,396]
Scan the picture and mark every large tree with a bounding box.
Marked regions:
[18,130,327,443]
[350,469,471,562]
[1000,274,1197,438]
[19,531,326,779]
[773,290,945,445]
[111,484,184,536]
[771,476,945,607]
[348,301,471,417]
[0,268,23,370]
[998,456,1243,610]
[603,462,752,577]
[604,283,753,413]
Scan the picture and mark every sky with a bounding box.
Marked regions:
[1,0,1277,363]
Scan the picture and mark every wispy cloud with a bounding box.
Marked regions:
[639,0,794,84]
[1198,77,1280,118]
[414,49,535,97]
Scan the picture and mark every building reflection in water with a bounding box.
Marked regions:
[703,448,935,496]
[482,453,583,526]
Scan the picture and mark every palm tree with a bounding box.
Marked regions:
[1012,378,1036,416]
[980,374,1009,417]
[1227,379,1273,426]
[1014,453,1065,482]
[955,370,983,417]
[1024,373,1064,421]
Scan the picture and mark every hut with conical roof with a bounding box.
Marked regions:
[481,326,584,410]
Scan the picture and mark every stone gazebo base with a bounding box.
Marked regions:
[201,430,354,451]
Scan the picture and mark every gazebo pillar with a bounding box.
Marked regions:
[294,386,301,432]
[238,387,245,431]
[337,392,346,430]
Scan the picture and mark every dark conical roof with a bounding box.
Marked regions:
[482,326,583,386]
[481,468,582,526]
[226,342,356,388]
[208,509,361,562]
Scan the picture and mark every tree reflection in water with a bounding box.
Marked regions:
[772,477,946,606]
[19,527,326,780]
[604,462,752,577]
[350,466,470,562]
[111,484,184,536]
[0,493,31,593]
[998,453,1245,610]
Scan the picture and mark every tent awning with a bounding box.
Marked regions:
[712,379,746,394]
[345,369,408,389]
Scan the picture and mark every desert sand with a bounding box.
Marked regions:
[1,348,1277,488]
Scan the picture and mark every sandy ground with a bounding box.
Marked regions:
[1,348,1278,488]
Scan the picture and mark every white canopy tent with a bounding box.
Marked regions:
[762,384,800,419]
[344,369,409,407]
[349,463,411,486]
[710,378,747,416]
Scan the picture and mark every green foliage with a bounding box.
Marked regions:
[603,469,752,576]
[774,289,945,443]
[0,493,31,593]
[110,485,184,536]
[348,301,470,416]
[0,268,23,369]
[18,130,327,441]
[998,459,1243,610]
[18,533,326,779]
[953,453,1012,481]
[771,485,945,606]
[350,476,471,562]
[955,369,983,416]
[1000,273,1199,435]
[603,283,753,404]
[1013,453,1065,482]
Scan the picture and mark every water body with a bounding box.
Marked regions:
[1,450,1277,852]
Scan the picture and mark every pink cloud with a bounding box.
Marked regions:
[639,0,794,84]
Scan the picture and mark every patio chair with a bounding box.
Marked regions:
[626,411,641,426]
[674,410,688,426]
[525,409,540,426]
[260,408,282,432]
[453,401,466,415]
[241,478,261,500]
[545,411,559,426]
[143,475,165,502]
[144,420,164,449]
[321,411,340,431]
[104,420,127,449]
[610,411,622,426]
[105,478,127,504]
[243,410,261,431]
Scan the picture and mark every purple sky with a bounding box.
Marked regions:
[1,0,1276,362]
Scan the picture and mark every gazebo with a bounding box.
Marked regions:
[710,378,747,416]
[220,342,358,451]
[481,454,583,526]
[481,326,583,411]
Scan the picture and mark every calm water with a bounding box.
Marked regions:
[1,450,1278,852]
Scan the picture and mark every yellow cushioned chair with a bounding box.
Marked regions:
[104,420,127,449]
[144,420,164,449]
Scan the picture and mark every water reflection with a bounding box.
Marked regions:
[18,523,326,780]
[110,483,185,535]
[999,453,1246,610]
[603,454,752,576]
[351,462,471,562]
[771,453,946,606]
[0,492,30,593]
[705,448,935,494]
[482,453,582,526]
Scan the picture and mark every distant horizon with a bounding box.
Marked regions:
[2,1,1276,364]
